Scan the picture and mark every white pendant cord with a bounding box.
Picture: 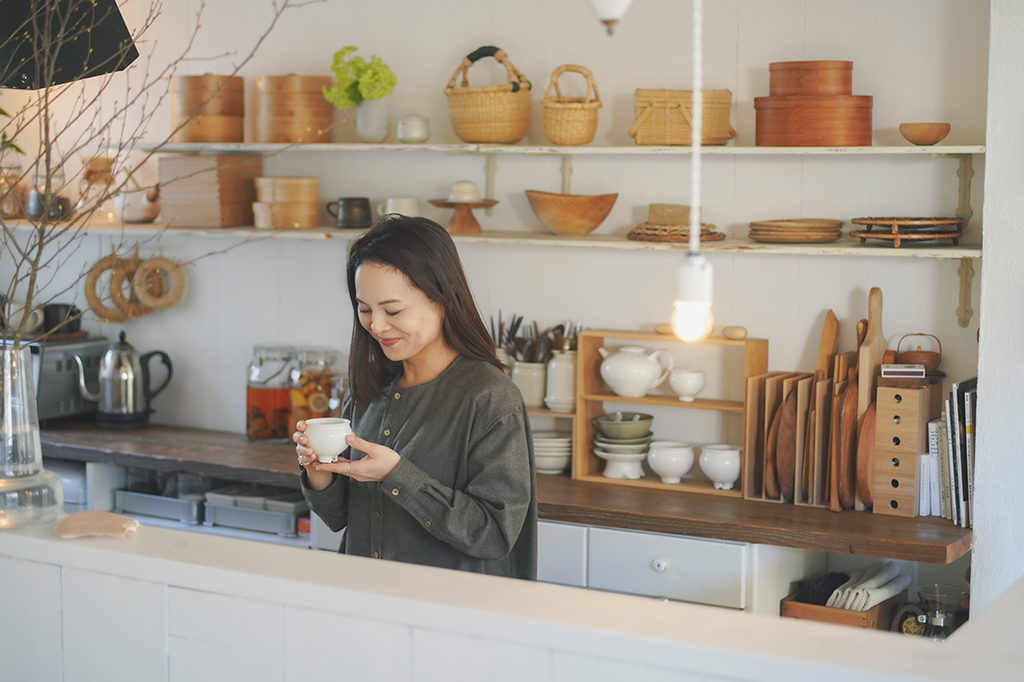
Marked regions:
[688,0,703,255]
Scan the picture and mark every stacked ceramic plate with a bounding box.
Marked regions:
[533,431,572,475]
[748,218,843,243]
[593,432,653,480]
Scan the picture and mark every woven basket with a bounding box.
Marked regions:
[445,46,531,144]
[542,64,601,146]
[628,89,735,146]
[627,222,724,242]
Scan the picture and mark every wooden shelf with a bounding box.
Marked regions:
[573,472,739,497]
[581,392,744,413]
[39,420,971,564]
[527,406,575,419]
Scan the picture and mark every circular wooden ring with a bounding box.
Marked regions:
[85,254,131,323]
[109,257,153,319]
[131,257,186,310]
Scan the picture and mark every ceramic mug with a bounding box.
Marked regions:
[6,301,44,333]
[326,197,372,228]
[376,197,421,217]
[304,417,354,463]
[43,303,81,334]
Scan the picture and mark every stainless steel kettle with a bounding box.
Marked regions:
[73,331,173,429]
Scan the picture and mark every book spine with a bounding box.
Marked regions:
[929,452,941,517]
[944,398,960,526]
[927,419,944,518]
[919,454,931,517]
[965,389,976,528]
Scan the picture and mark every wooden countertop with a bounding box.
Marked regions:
[40,421,971,564]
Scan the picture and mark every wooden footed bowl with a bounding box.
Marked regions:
[525,190,618,236]
[899,122,950,146]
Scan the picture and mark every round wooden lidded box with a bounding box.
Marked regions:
[755,60,872,146]
[254,75,334,143]
[170,75,244,143]
[253,177,320,229]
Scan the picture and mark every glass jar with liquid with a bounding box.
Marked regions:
[246,345,295,441]
[289,347,345,434]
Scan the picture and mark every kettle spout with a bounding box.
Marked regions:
[71,353,99,402]
[597,347,610,359]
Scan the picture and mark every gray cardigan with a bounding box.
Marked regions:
[301,354,538,580]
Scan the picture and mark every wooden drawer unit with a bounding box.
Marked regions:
[587,527,748,609]
[872,384,942,517]
[537,521,588,587]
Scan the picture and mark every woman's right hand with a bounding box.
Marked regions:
[293,420,333,490]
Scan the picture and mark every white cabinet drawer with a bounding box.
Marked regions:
[538,520,587,587]
[587,527,747,609]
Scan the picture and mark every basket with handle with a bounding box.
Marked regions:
[628,89,736,146]
[541,64,601,146]
[445,46,532,144]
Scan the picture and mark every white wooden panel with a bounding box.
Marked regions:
[553,652,703,682]
[412,628,551,682]
[62,567,167,682]
[0,557,62,682]
[537,520,587,587]
[588,527,747,609]
[168,587,283,651]
[86,461,126,511]
[748,545,827,617]
[169,636,283,682]
[284,606,412,682]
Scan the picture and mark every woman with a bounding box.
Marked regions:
[293,214,537,580]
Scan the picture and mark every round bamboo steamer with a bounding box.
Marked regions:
[170,75,244,115]
[252,201,321,229]
[254,118,332,143]
[754,95,872,146]
[172,114,244,143]
[254,75,334,143]
[255,74,332,94]
[255,177,319,203]
[768,61,853,96]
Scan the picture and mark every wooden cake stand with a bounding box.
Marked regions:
[428,199,498,234]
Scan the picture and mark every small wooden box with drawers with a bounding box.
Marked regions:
[871,383,942,517]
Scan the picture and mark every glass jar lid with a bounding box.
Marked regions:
[253,344,295,361]
[296,347,339,366]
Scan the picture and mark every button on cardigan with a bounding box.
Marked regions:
[301,354,538,580]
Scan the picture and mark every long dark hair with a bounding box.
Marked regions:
[346,214,502,407]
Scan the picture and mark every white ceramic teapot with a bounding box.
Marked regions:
[597,345,673,397]
[114,187,160,223]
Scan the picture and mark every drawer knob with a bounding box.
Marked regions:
[651,559,668,572]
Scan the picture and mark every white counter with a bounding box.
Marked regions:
[0,521,1015,682]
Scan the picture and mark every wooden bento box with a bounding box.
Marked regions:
[780,590,906,630]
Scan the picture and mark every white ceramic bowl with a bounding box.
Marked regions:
[535,453,571,475]
[593,440,650,455]
[647,441,695,484]
[594,450,646,479]
[594,432,654,445]
[669,369,705,402]
[303,417,353,463]
[699,444,742,490]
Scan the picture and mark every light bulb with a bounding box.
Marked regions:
[589,0,633,35]
[671,253,714,342]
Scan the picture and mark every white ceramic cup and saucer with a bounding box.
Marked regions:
[303,417,353,464]
[376,197,422,217]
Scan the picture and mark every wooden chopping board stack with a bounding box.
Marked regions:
[744,287,886,512]
[748,218,844,244]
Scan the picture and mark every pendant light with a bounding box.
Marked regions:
[670,0,714,343]
[589,0,634,35]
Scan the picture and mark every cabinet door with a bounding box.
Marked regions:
[538,520,587,587]
[0,556,62,681]
[587,527,747,609]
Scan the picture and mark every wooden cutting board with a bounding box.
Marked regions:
[776,388,799,501]
[856,401,877,508]
[802,310,839,504]
[838,365,859,510]
[858,288,885,420]
[765,401,784,500]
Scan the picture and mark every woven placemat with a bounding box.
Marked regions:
[627,222,724,242]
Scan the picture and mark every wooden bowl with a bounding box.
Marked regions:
[899,122,950,146]
[524,190,617,236]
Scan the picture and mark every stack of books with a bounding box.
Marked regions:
[921,377,978,527]
[158,155,263,227]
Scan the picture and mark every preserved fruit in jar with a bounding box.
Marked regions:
[247,345,295,440]
[289,347,345,434]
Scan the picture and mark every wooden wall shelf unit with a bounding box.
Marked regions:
[574,330,768,497]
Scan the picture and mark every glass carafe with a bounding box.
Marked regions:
[25,169,73,222]
[246,345,295,441]
[75,156,117,223]
[917,583,966,641]
[289,348,345,434]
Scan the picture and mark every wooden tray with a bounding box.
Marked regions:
[748,231,842,244]
[749,219,844,230]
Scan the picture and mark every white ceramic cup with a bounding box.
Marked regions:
[303,417,353,463]
[647,441,695,484]
[7,302,44,333]
[448,180,482,203]
[376,197,421,217]
[699,444,742,490]
[669,369,705,402]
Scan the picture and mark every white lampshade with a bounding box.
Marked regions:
[671,253,714,343]
[589,0,634,34]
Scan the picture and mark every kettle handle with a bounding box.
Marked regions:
[650,349,673,388]
[141,350,173,405]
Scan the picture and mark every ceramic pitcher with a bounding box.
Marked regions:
[597,346,673,398]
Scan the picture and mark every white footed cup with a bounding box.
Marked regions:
[647,441,695,484]
[376,197,421,217]
[304,417,353,463]
[699,444,742,490]
[669,369,705,402]
[448,180,482,203]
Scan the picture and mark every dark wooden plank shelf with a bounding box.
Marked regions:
[40,420,970,564]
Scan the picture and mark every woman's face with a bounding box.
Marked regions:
[355,262,447,363]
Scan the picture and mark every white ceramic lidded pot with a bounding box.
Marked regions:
[647,441,695,484]
[510,361,546,408]
[597,346,673,398]
[544,350,577,412]
[699,444,742,490]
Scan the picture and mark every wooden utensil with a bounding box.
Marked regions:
[802,310,839,503]
[827,377,846,511]
[859,288,885,422]
[777,388,799,501]
[856,401,877,508]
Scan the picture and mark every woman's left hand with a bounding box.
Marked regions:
[315,434,401,482]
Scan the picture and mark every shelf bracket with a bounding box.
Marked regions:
[483,153,497,216]
[956,258,975,328]
[561,154,574,195]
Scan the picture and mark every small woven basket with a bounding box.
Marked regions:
[445,46,531,144]
[628,89,735,146]
[542,64,601,146]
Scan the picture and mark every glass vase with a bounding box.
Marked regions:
[356,97,389,143]
[1,345,64,528]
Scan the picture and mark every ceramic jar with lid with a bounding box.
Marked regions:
[246,345,295,441]
[510,361,546,408]
[397,111,430,143]
[544,350,577,412]
[289,347,345,434]
[598,345,673,397]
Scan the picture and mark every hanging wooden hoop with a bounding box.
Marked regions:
[109,253,154,319]
[85,254,132,323]
[131,257,186,310]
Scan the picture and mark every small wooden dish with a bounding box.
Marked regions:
[899,122,950,146]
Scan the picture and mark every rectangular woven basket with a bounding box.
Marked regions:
[628,89,735,146]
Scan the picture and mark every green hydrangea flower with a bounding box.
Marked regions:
[323,47,397,109]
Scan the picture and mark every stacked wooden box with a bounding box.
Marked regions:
[158,155,263,227]
[754,60,872,146]
[253,75,334,143]
[170,75,245,143]
[253,177,321,229]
